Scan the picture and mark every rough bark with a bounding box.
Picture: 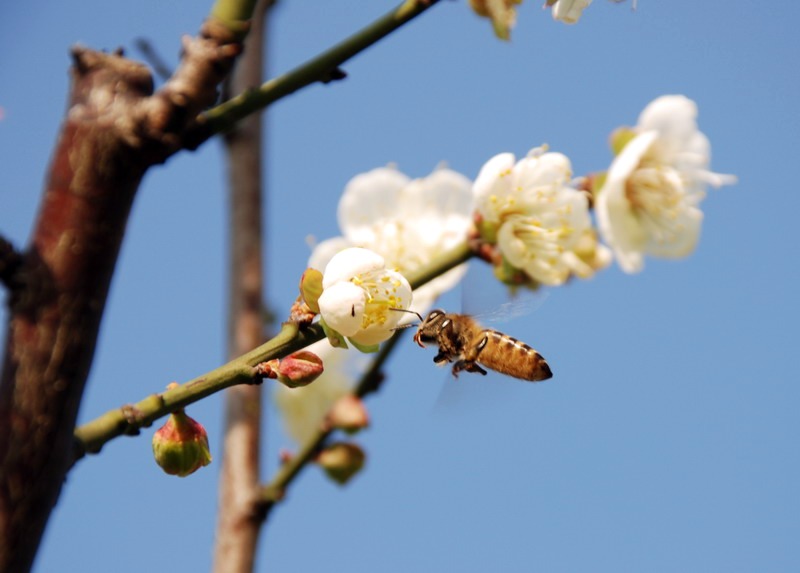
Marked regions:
[0,17,248,573]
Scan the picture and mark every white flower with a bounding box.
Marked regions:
[474,148,596,286]
[276,166,473,446]
[550,0,593,24]
[313,165,474,313]
[595,95,737,273]
[317,247,412,347]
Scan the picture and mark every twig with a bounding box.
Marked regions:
[72,241,473,460]
[259,330,404,513]
[182,0,442,147]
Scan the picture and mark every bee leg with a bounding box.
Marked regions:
[462,333,489,363]
[452,360,487,377]
[433,351,451,364]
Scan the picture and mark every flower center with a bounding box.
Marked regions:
[625,166,689,244]
[351,271,406,329]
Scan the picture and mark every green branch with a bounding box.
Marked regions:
[186,0,441,144]
[72,240,473,461]
[258,240,474,511]
[260,330,404,509]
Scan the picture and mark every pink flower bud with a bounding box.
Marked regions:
[152,410,212,477]
[316,442,366,486]
[259,350,324,388]
[327,395,369,434]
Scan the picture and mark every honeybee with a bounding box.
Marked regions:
[399,309,553,382]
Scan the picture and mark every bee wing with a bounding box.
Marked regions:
[461,264,549,325]
[473,291,549,325]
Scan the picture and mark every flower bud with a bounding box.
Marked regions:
[260,350,324,388]
[327,395,370,434]
[299,267,324,313]
[469,0,521,40]
[316,442,366,485]
[152,410,212,477]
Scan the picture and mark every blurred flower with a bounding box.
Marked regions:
[470,0,521,40]
[316,442,366,485]
[548,0,593,23]
[317,247,412,347]
[274,340,353,444]
[152,409,212,477]
[561,228,612,279]
[595,95,737,273]
[327,394,370,434]
[276,165,472,446]
[474,148,599,285]
[311,164,473,313]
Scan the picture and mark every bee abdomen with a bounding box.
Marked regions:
[478,330,553,382]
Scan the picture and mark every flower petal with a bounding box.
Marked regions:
[474,152,517,222]
[318,281,366,337]
[321,247,386,289]
[308,237,353,273]
[338,167,410,245]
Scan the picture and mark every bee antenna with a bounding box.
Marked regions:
[389,307,423,321]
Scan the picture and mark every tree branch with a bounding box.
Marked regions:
[72,241,473,459]
[0,2,257,570]
[259,328,404,513]
[182,0,442,147]
[213,0,273,570]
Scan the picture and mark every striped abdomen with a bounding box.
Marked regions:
[476,329,552,382]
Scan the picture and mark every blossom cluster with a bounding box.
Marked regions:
[276,94,734,456]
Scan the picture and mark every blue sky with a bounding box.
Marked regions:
[1,1,798,571]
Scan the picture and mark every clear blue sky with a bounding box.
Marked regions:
[1,1,798,571]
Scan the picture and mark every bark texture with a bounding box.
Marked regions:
[0,17,248,572]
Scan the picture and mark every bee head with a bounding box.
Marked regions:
[413,309,447,348]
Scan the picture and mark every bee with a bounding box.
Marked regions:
[398,309,553,382]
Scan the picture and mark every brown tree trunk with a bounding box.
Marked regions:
[212,1,272,571]
[0,50,150,573]
[0,15,249,572]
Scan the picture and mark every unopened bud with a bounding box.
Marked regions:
[152,410,212,477]
[299,267,324,313]
[259,350,324,388]
[316,442,366,486]
[327,395,369,434]
[469,0,521,40]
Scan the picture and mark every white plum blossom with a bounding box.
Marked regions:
[276,166,473,445]
[550,0,593,24]
[311,165,474,313]
[595,95,737,273]
[474,148,605,286]
[317,247,412,347]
